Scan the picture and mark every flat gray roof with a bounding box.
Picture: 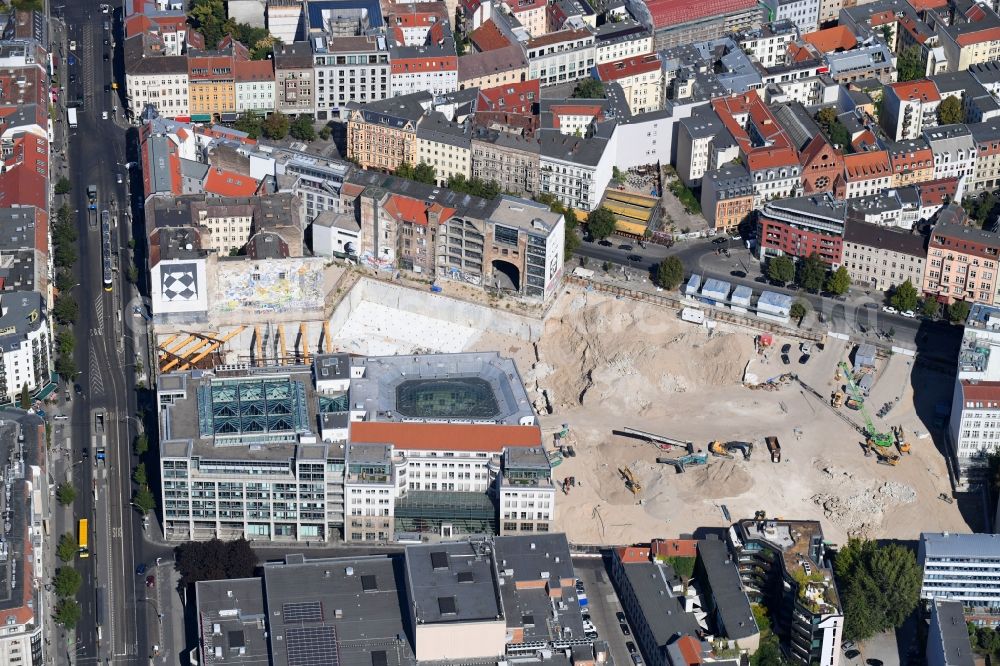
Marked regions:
[405,541,504,625]
[196,578,270,666]
[696,538,758,640]
[921,532,1000,561]
[932,599,975,666]
[621,560,700,647]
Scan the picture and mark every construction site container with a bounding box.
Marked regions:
[855,343,876,369]
[701,278,731,304]
[765,436,781,463]
[730,285,752,313]
[684,274,702,297]
[681,308,705,324]
[858,373,875,396]
[756,291,792,323]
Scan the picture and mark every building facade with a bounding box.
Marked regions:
[922,211,1000,305]
[841,220,927,292]
[920,532,1000,624]
[312,36,392,120]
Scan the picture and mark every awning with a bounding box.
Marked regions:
[614,219,647,236]
[190,114,211,122]
[220,113,238,122]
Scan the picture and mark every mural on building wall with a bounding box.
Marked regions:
[215,258,324,313]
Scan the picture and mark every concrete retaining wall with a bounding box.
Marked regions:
[329,278,545,342]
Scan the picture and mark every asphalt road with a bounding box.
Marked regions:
[60,1,153,663]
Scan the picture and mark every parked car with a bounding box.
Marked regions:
[598,239,613,247]
[798,354,810,365]
[619,243,633,251]
[781,354,790,365]
[135,563,147,575]
[800,342,812,354]
[730,270,746,278]
[712,237,727,245]
[619,623,631,636]
[845,650,860,660]
[616,612,627,624]
[585,631,598,640]
[781,344,791,354]
[69,40,76,51]
[631,655,644,666]
[901,310,915,318]
[626,642,637,654]
[865,659,883,666]
[627,254,642,262]
[145,575,156,588]
[882,305,898,314]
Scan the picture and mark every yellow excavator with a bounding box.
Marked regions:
[893,425,911,455]
[620,467,642,495]
[831,391,845,408]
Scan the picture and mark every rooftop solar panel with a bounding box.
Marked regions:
[286,626,339,666]
[283,601,324,624]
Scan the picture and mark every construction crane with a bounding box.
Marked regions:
[619,467,642,494]
[839,362,894,450]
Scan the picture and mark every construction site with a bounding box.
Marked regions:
[151,274,972,545]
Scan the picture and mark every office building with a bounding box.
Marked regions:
[920,532,1000,624]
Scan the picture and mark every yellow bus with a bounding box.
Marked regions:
[78,518,89,558]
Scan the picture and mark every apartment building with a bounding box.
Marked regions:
[525,28,596,87]
[758,194,847,265]
[594,53,662,114]
[312,35,391,120]
[262,147,352,223]
[389,36,459,98]
[347,92,431,171]
[729,518,844,666]
[471,126,541,196]
[970,120,1000,194]
[761,0,820,33]
[631,0,765,50]
[924,124,977,182]
[274,41,316,115]
[841,220,927,292]
[538,132,614,212]
[928,599,977,666]
[841,151,893,199]
[0,292,49,404]
[922,208,1000,305]
[234,59,275,113]
[701,164,755,233]
[187,41,246,121]
[457,44,530,91]
[882,79,941,141]
[506,0,548,36]
[416,112,472,186]
[938,6,1000,73]
[0,415,46,666]
[123,35,189,119]
[735,20,798,68]
[159,352,552,543]
[594,22,653,64]
[676,106,732,188]
[920,532,1000,624]
[887,138,935,188]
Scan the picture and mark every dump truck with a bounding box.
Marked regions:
[765,436,781,463]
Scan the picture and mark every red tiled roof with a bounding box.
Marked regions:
[889,79,940,103]
[478,79,539,114]
[125,13,153,39]
[0,134,48,212]
[867,9,896,25]
[906,0,947,11]
[349,422,542,451]
[652,538,698,558]
[383,194,456,225]
[595,54,661,82]
[469,20,511,52]
[712,94,798,171]
[956,26,1000,46]
[509,0,546,11]
[843,150,891,179]
[674,636,704,666]
[616,546,652,563]
[965,3,987,22]
[918,177,960,206]
[802,25,858,53]
[961,380,1000,402]
[203,168,259,197]
[644,0,757,29]
[235,59,273,82]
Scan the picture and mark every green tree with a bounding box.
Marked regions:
[938,95,964,125]
[446,174,500,199]
[798,253,827,292]
[19,383,29,409]
[816,107,838,128]
[188,0,227,49]
[751,604,771,635]
[949,299,971,324]
[133,462,147,488]
[53,566,82,598]
[790,299,809,324]
[175,537,259,586]
[318,126,332,140]
[54,243,77,270]
[262,112,289,140]
[897,45,924,82]
[767,255,795,285]
[55,354,77,381]
[56,482,76,506]
[835,538,921,641]
[54,177,72,195]
[289,114,316,142]
[395,162,415,180]
[564,208,580,258]
[571,78,605,99]
[53,297,78,325]
[612,166,625,184]
[233,110,263,139]
[133,486,156,514]
[890,279,919,312]
[921,297,940,318]
[412,162,437,185]
[825,265,851,295]
[57,330,75,357]
[56,533,77,563]
[586,207,616,240]
[751,636,785,666]
[54,269,76,294]
[657,256,684,290]
[134,432,149,457]
[54,598,81,628]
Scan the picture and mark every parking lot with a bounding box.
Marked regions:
[574,556,635,666]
